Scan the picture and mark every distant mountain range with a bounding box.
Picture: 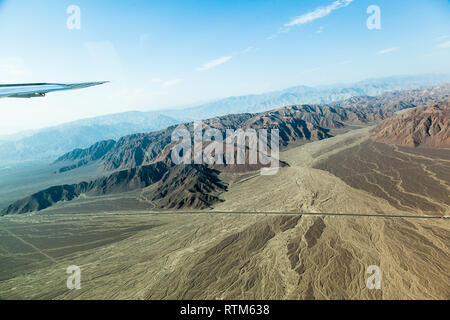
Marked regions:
[1,73,449,165]
[168,74,450,119]
[0,112,181,165]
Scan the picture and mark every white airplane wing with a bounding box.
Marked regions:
[0,82,108,98]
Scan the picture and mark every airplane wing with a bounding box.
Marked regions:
[0,82,108,98]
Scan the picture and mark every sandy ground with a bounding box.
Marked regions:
[0,127,449,299]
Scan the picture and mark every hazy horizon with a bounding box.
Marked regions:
[0,72,448,137]
[1,0,449,134]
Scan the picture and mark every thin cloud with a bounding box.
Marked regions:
[0,58,32,81]
[163,79,183,86]
[300,67,321,74]
[378,47,398,55]
[84,41,122,78]
[139,34,150,48]
[438,41,450,48]
[241,46,255,54]
[197,56,232,71]
[151,78,162,83]
[316,26,325,34]
[285,0,353,28]
[268,0,353,39]
[435,35,448,41]
[268,26,293,40]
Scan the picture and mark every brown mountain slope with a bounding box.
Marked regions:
[55,139,116,163]
[55,103,393,172]
[144,165,228,209]
[372,102,450,148]
[1,163,228,215]
[1,162,168,215]
[54,140,116,173]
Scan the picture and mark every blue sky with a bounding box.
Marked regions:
[0,0,449,134]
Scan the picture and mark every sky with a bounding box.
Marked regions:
[0,0,449,135]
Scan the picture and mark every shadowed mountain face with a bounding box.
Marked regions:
[55,140,117,173]
[372,102,450,148]
[0,184,90,215]
[146,165,228,209]
[1,162,168,215]
[55,140,116,163]
[54,102,396,172]
[99,107,336,171]
[1,163,227,215]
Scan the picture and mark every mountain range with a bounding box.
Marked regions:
[1,73,449,165]
[3,83,449,215]
[1,80,449,301]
